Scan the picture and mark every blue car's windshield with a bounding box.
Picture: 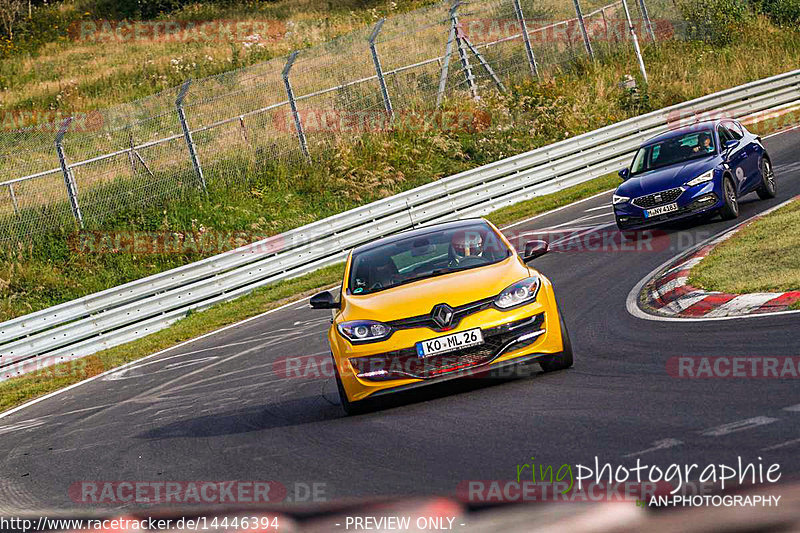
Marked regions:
[631,130,716,176]
[348,222,511,295]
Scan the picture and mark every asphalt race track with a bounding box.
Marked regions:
[1,130,799,512]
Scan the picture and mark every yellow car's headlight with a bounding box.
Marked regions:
[495,276,541,310]
[337,320,393,344]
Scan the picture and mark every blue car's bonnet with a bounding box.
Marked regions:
[617,155,719,197]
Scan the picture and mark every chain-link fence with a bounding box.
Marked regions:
[0,0,681,243]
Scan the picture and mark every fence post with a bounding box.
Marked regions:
[176,80,207,192]
[282,51,310,160]
[369,18,394,120]
[512,0,539,78]
[638,0,657,44]
[8,184,19,216]
[451,1,477,99]
[622,0,648,84]
[55,118,84,228]
[436,19,457,108]
[126,125,137,176]
[572,0,594,60]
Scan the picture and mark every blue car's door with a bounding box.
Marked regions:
[724,121,763,192]
[718,123,750,195]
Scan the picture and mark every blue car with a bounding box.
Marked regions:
[613,119,776,230]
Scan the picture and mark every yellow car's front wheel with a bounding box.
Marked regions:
[333,354,380,416]
[539,311,574,372]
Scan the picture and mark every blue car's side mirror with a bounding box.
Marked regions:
[724,139,738,150]
[618,168,630,181]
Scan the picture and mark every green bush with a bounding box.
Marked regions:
[678,0,750,45]
[754,0,800,25]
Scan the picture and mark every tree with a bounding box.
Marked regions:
[0,0,24,40]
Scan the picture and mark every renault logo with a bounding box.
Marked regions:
[431,303,455,329]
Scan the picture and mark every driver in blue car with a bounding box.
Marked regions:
[693,132,714,154]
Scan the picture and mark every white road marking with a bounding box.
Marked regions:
[761,438,800,451]
[548,223,616,248]
[501,189,615,230]
[764,124,800,138]
[623,438,683,457]
[584,205,614,213]
[0,295,320,420]
[546,212,614,230]
[783,404,800,412]
[700,416,779,437]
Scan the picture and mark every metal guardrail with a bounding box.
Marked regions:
[1,69,799,380]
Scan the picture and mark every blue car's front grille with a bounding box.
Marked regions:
[632,187,684,209]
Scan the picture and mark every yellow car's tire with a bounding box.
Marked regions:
[333,355,378,416]
[540,311,574,372]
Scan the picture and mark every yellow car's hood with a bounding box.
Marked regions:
[341,256,533,321]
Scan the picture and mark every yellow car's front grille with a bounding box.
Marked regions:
[350,313,545,381]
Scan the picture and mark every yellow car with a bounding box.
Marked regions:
[310,218,573,414]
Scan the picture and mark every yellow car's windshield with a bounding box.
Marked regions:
[348,222,511,295]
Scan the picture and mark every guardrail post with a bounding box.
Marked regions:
[55,117,84,228]
[638,0,657,44]
[176,80,207,192]
[7,183,19,216]
[282,51,310,160]
[512,0,539,78]
[622,0,648,84]
[572,0,594,60]
[369,19,394,120]
[451,1,477,100]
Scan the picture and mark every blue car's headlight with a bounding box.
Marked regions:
[612,194,630,205]
[686,169,714,187]
[338,320,392,343]
[495,276,541,310]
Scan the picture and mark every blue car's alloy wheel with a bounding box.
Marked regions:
[757,158,777,200]
[720,178,739,220]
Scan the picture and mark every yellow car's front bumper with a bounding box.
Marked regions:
[329,280,565,403]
